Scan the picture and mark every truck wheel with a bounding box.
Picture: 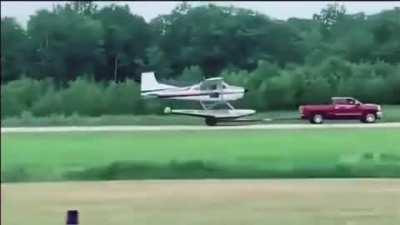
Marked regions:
[205,117,217,126]
[310,114,324,124]
[362,113,376,123]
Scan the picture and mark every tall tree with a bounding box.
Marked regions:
[26,5,104,82]
[69,1,98,16]
[1,17,28,82]
[313,3,346,39]
[93,4,152,81]
[153,3,304,76]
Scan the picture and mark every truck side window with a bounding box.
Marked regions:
[347,99,355,105]
[333,99,346,104]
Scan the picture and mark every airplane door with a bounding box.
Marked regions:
[209,92,220,98]
[208,84,220,99]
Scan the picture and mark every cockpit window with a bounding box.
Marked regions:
[202,84,217,90]
[200,83,227,91]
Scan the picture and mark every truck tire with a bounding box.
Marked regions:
[362,113,376,123]
[310,114,324,124]
[205,117,217,126]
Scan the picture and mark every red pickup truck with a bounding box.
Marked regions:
[299,97,383,124]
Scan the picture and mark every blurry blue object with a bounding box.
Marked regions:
[66,210,79,225]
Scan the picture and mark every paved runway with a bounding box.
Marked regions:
[2,122,400,133]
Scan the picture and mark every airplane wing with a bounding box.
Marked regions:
[199,77,224,91]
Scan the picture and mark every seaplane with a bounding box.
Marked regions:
[140,72,256,126]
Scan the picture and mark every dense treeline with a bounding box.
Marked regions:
[2,59,399,117]
[1,2,400,117]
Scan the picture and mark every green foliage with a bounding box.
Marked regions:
[313,2,347,39]
[2,3,400,81]
[26,5,105,81]
[1,77,50,116]
[59,77,104,116]
[102,79,145,114]
[1,3,400,116]
[31,87,64,116]
[93,4,153,81]
[178,65,204,84]
[1,86,24,117]
[1,58,400,118]
[1,17,28,82]
[220,59,399,110]
[302,76,333,104]
[1,77,155,118]
[262,72,294,109]
[2,129,400,182]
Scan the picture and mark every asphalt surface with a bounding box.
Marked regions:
[2,122,400,133]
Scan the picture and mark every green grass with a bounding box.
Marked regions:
[2,128,400,182]
[2,105,400,127]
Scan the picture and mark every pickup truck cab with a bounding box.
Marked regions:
[299,97,383,124]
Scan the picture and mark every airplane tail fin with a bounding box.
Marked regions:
[141,72,161,92]
[141,72,177,97]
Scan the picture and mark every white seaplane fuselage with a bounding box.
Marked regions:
[140,72,256,125]
[141,83,245,101]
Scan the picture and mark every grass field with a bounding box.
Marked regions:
[2,128,400,182]
[2,105,400,127]
[2,179,400,225]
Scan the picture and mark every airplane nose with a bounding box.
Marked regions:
[244,88,249,93]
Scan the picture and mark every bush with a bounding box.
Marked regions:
[363,77,387,102]
[386,68,400,104]
[20,110,34,123]
[1,77,50,116]
[1,86,24,117]
[31,87,63,116]
[103,79,145,115]
[59,77,106,116]
[302,76,333,104]
[262,72,295,109]
[2,166,31,182]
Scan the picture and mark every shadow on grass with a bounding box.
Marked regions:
[1,166,31,182]
[63,155,400,181]
[3,153,400,182]
[64,160,226,180]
